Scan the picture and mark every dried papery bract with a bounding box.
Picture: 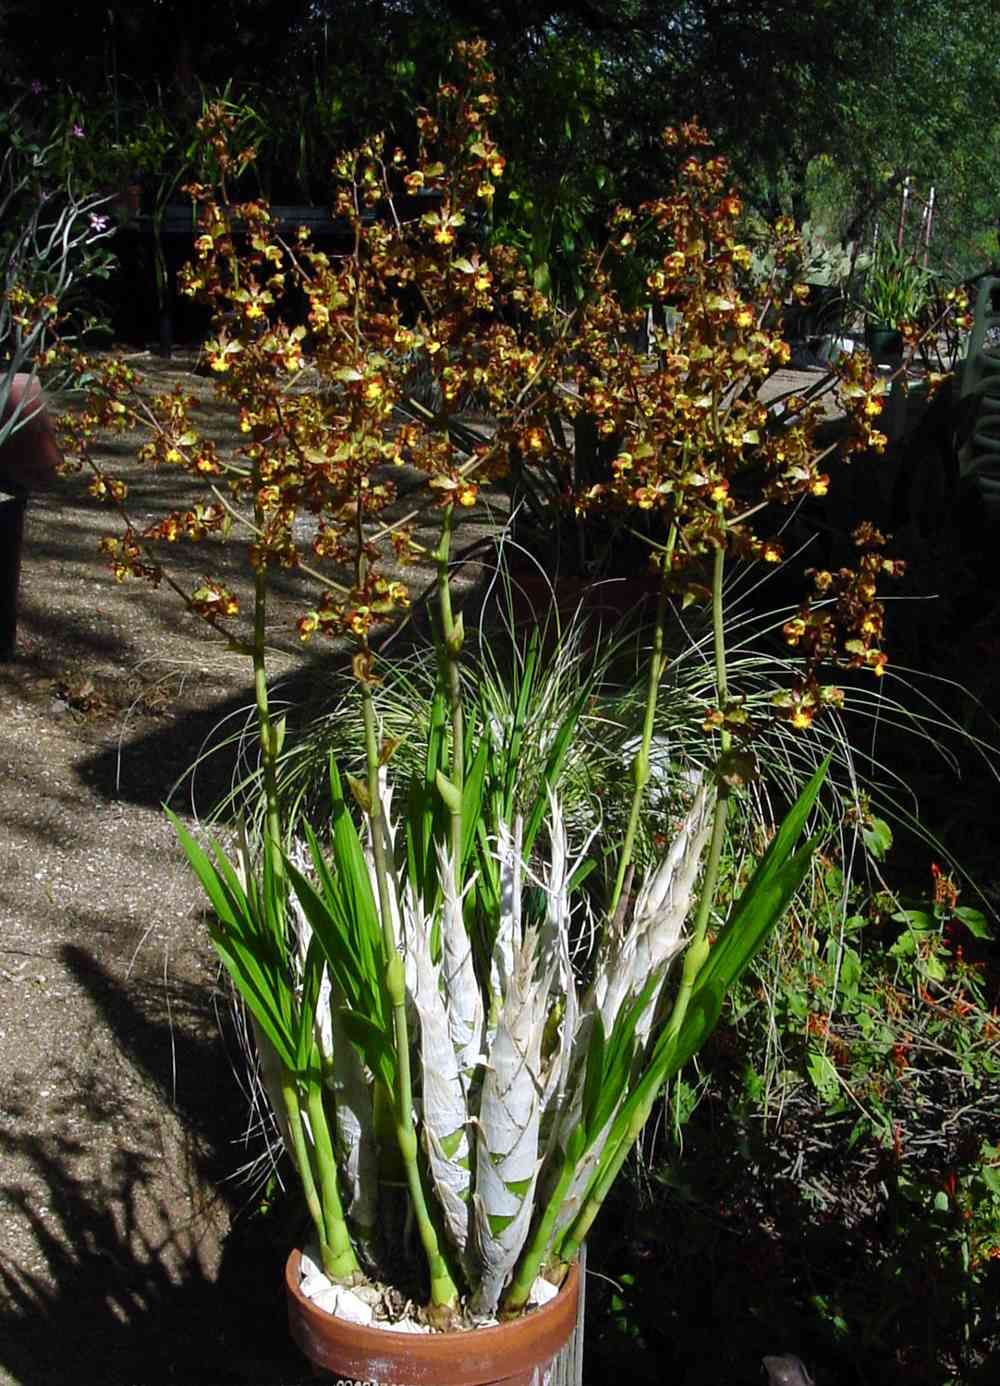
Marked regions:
[404,886,473,1259]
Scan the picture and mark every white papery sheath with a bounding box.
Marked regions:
[436,844,485,1083]
[472,934,548,1314]
[404,889,472,1254]
[592,783,713,1038]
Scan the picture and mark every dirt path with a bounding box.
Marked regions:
[2,373,291,1384]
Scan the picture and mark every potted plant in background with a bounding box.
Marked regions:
[58,45,902,1383]
[862,238,934,363]
[1,95,114,657]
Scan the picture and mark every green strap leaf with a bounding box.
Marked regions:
[667,837,820,1076]
[338,1007,397,1093]
[295,933,327,1073]
[580,1013,607,1139]
[522,686,591,858]
[167,809,243,929]
[587,967,659,1139]
[206,923,298,1071]
[460,736,490,871]
[167,810,298,1070]
[566,758,830,1239]
[286,855,394,1089]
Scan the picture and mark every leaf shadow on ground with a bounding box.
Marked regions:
[0,945,316,1386]
[74,618,439,817]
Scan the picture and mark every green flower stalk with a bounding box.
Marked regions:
[360,666,460,1312]
[608,521,678,918]
[434,504,466,872]
[659,527,735,1052]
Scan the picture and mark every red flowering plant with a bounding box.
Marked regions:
[55,45,916,1335]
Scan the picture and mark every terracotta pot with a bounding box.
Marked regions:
[0,374,63,491]
[285,1250,580,1386]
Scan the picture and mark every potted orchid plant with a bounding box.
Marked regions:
[2,96,116,447]
[59,43,899,1382]
[863,237,936,362]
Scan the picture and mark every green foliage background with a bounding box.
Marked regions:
[4,1,1000,284]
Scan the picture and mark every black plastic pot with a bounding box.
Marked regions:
[865,323,903,363]
[0,486,27,661]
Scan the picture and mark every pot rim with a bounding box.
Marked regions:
[285,1248,580,1383]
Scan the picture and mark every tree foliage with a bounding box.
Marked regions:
[5,0,1000,278]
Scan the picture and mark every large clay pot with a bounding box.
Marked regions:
[0,374,63,490]
[285,1250,580,1386]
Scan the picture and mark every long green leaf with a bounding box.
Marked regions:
[287,858,373,1007]
[739,755,830,895]
[286,858,395,1089]
[561,758,830,1248]
[406,689,448,911]
[461,736,490,872]
[288,848,363,981]
[475,817,501,911]
[325,761,382,968]
[295,933,327,1073]
[303,817,380,989]
[666,836,819,1076]
[167,809,243,929]
[168,811,299,1069]
[490,626,539,821]
[580,1013,607,1138]
[521,686,591,857]
[507,629,540,786]
[206,923,298,1070]
[338,1008,397,1093]
[406,773,434,910]
[587,967,659,1138]
[633,762,827,1113]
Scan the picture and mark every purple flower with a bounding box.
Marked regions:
[89,213,110,232]
[71,124,85,140]
[30,80,43,95]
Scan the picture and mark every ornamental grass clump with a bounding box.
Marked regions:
[59,43,908,1325]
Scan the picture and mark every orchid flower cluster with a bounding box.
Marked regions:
[58,50,897,712]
